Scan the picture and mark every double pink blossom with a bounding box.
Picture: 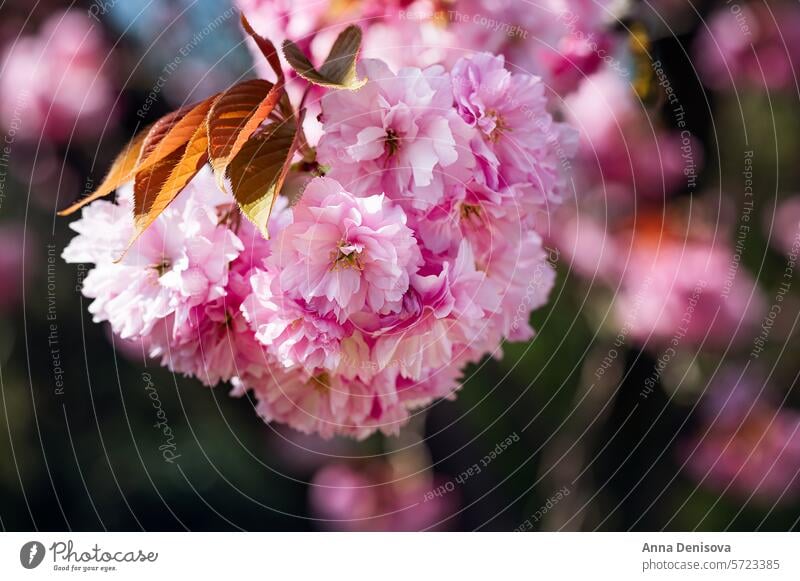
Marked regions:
[64,51,569,439]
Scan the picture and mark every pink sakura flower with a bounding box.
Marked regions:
[63,168,243,340]
[450,53,576,207]
[146,220,284,388]
[412,181,526,261]
[238,366,409,440]
[65,173,292,388]
[148,272,266,387]
[269,177,422,320]
[317,59,475,209]
[404,194,557,348]
[373,241,502,381]
[242,268,345,373]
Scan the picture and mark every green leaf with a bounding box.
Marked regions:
[282,25,366,90]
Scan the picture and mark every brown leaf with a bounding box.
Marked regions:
[57,129,149,216]
[132,118,212,239]
[137,98,215,172]
[61,17,303,246]
[227,111,303,237]
[282,25,366,90]
[207,79,283,187]
[131,146,187,231]
[57,96,216,216]
[240,13,283,80]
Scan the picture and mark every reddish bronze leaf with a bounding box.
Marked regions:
[58,96,216,215]
[132,118,212,240]
[57,129,149,216]
[240,13,283,80]
[208,79,283,187]
[227,111,302,237]
[137,97,215,172]
[61,12,306,246]
[132,146,186,228]
[137,105,192,161]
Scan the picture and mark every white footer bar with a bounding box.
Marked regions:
[0,532,797,580]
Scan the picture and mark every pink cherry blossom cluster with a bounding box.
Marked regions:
[237,0,622,91]
[63,53,573,439]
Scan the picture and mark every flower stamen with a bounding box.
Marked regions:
[330,241,364,271]
[485,108,510,143]
[152,259,171,276]
[309,372,331,393]
[384,128,400,157]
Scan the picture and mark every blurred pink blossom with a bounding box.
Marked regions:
[613,215,764,349]
[555,204,765,351]
[769,196,800,257]
[0,10,117,142]
[694,2,800,91]
[310,461,456,531]
[565,69,702,199]
[682,368,800,502]
[0,226,26,313]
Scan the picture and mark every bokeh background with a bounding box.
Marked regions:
[1,0,799,531]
